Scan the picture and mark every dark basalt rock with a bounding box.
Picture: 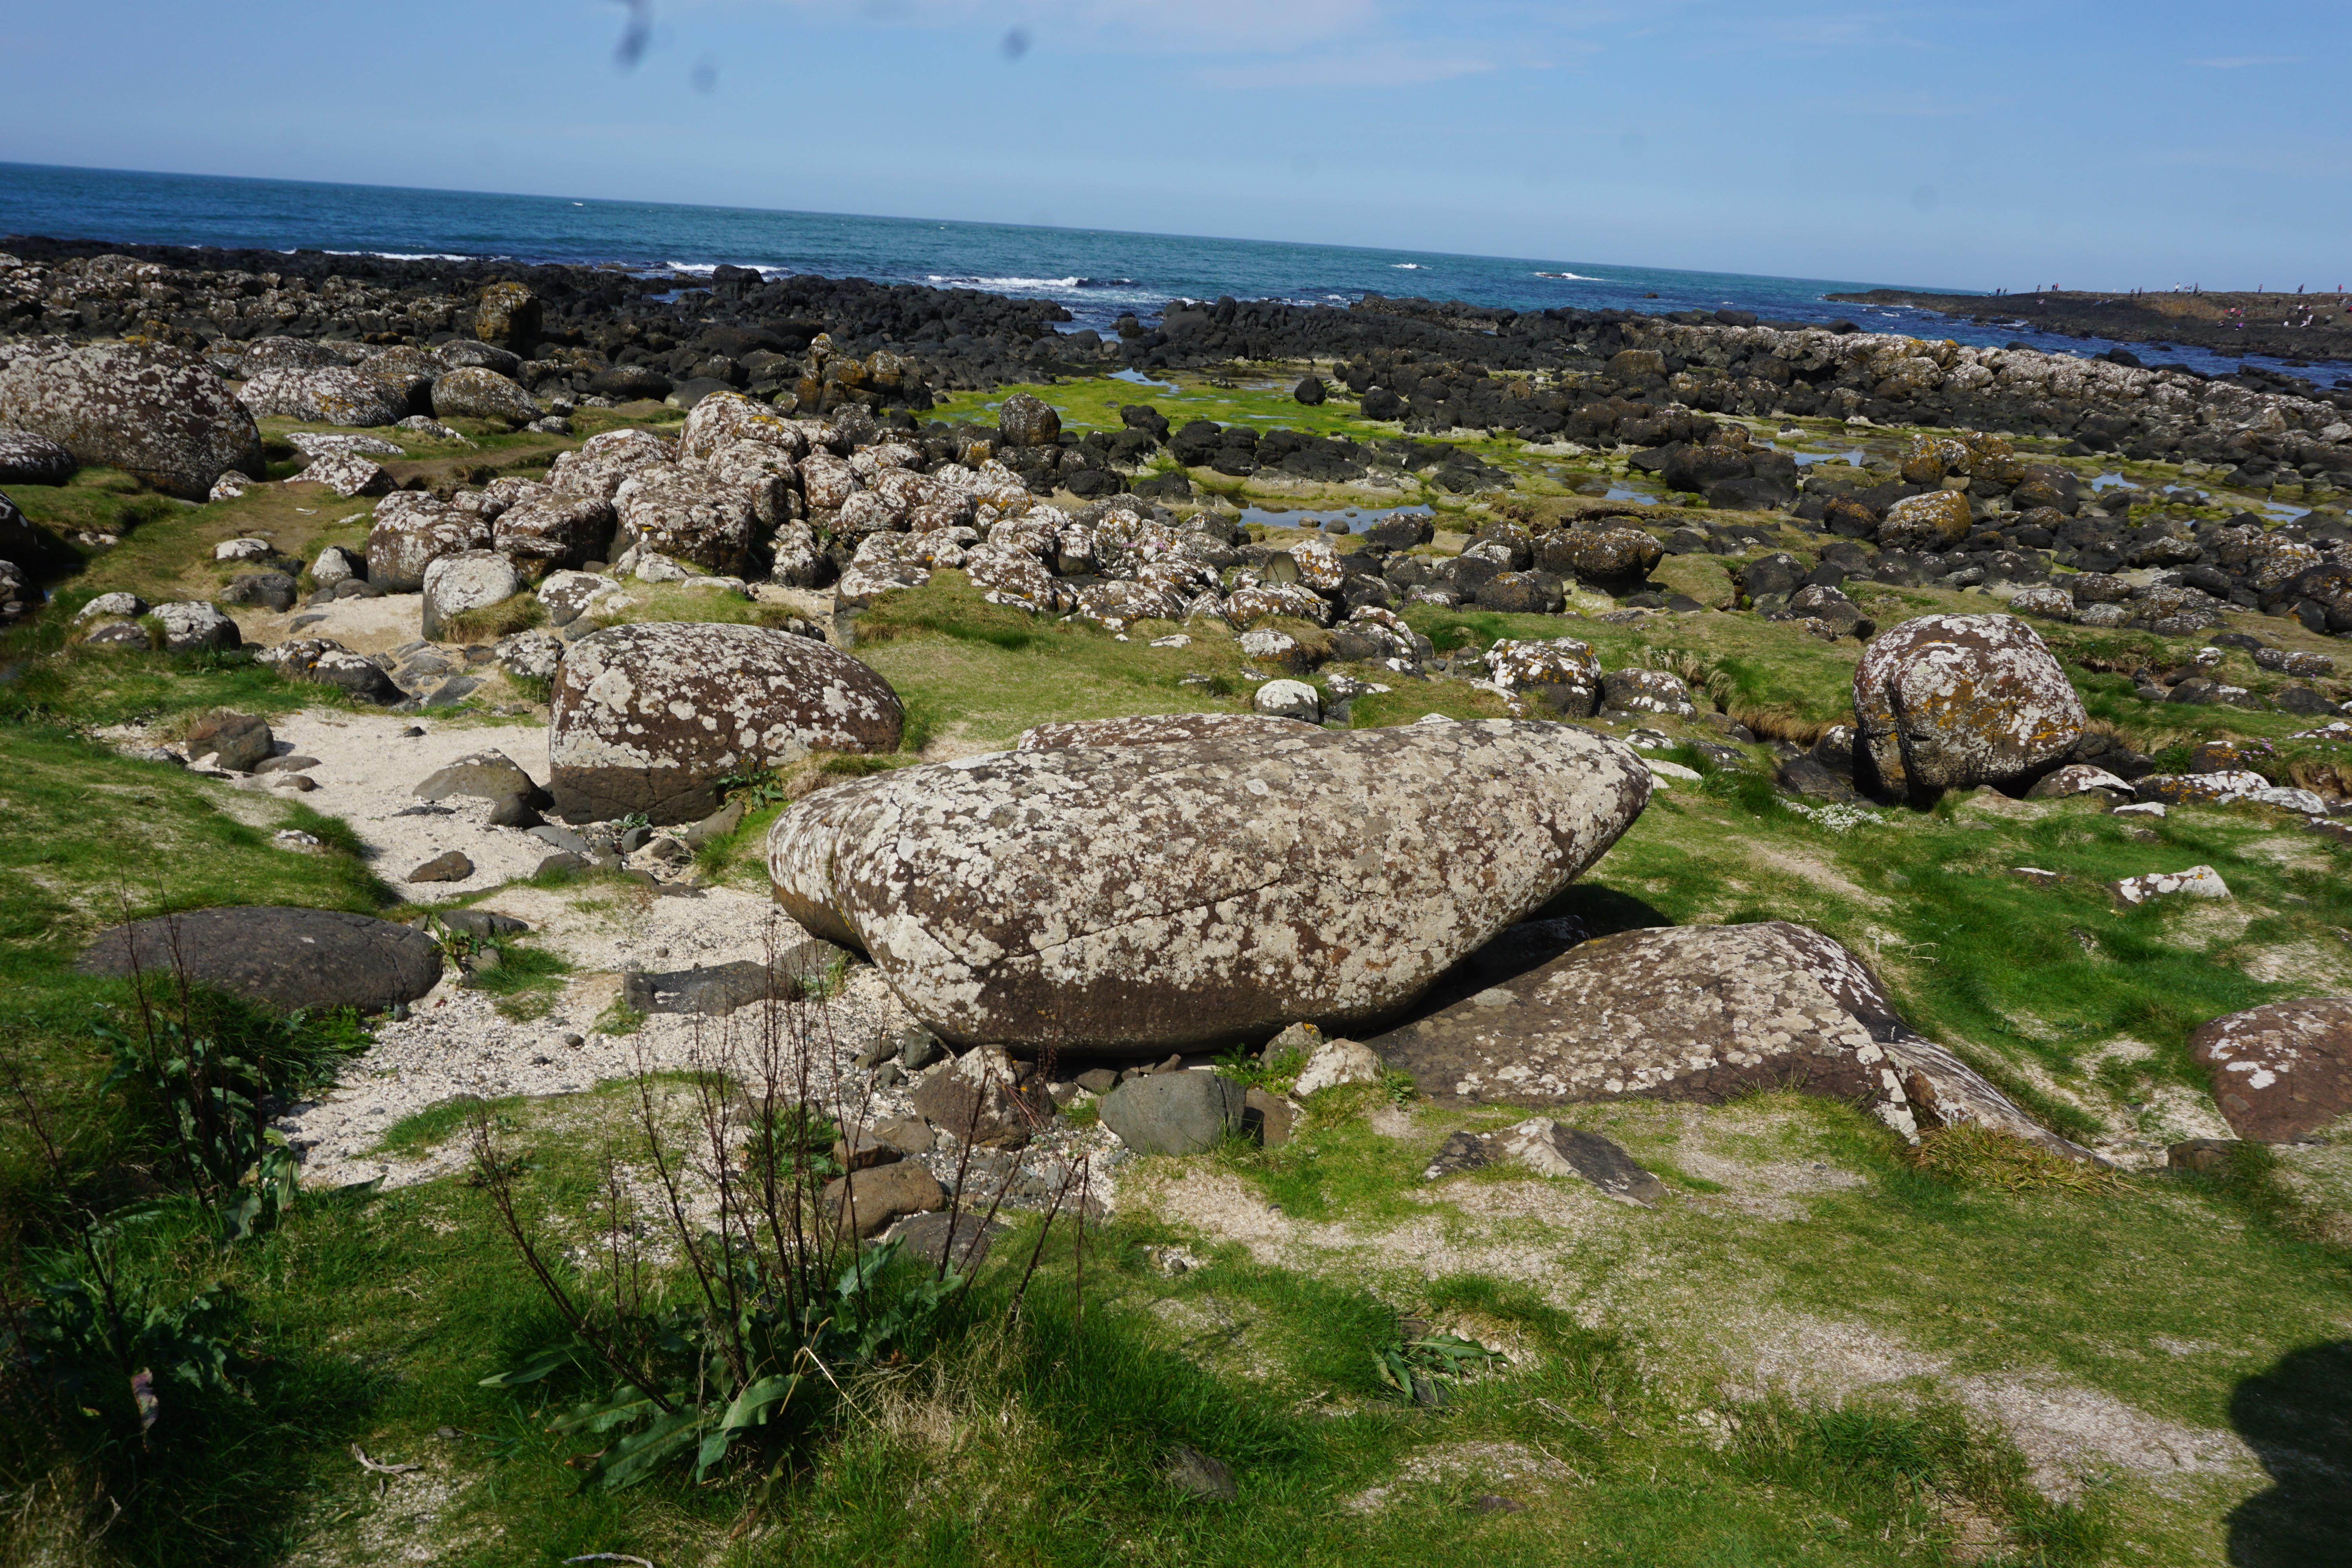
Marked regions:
[78,906,443,1013]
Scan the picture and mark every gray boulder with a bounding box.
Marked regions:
[221,571,298,612]
[1852,613,2083,797]
[312,544,366,586]
[421,549,523,639]
[612,463,757,576]
[1098,1071,1245,1154]
[437,340,524,378]
[432,367,541,426]
[78,906,442,1012]
[0,338,263,499]
[622,960,805,1016]
[536,569,618,626]
[493,494,615,572]
[768,720,1651,1053]
[367,494,490,593]
[151,601,241,653]
[239,367,407,428]
[550,622,904,822]
[1367,920,2097,1160]
[414,748,548,806]
[258,637,402,703]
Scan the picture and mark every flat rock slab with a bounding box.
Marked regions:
[768,720,1651,1052]
[2189,998,2352,1142]
[891,1212,1004,1272]
[1421,1119,1666,1207]
[1015,713,1318,750]
[622,959,802,1015]
[1368,920,2095,1160]
[78,906,442,1013]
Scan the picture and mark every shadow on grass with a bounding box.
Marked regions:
[2225,1340,2352,1568]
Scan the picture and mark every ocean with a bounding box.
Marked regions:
[0,161,2318,381]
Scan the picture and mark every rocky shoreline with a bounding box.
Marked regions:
[1828,286,2352,369]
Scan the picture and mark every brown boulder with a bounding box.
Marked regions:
[2189,998,2352,1142]
[549,622,903,823]
[823,1160,946,1241]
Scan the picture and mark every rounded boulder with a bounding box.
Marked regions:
[432,367,542,427]
[550,622,905,823]
[0,339,263,499]
[1877,490,1974,553]
[997,392,1061,448]
[766,720,1652,1053]
[1852,613,2084,797]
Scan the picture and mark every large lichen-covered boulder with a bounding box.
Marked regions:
[1367,920,2095,1159]
[1016,713,1318,750]
[612,464,757,575]
[548,427,677,500]
[2189,999,2352,1142]
[550,622,904,822]
[679,390,808,463]
[78,906,442,1013]
[238,367,407,428]
[0,338,263,499]
[1539,524,1662,585]
[432,367,541,427]
[767,720,1651,1053]
[1852,613,2083,797]
[493,494,615,573]
[367,494,491,593]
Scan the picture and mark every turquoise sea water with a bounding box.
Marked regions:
[0,161,2328,381]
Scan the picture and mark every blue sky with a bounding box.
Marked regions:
[0,0,2343,289]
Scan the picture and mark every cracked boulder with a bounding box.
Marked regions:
[550,622,904,823]
[2189,998,2352,1142]
[1852,613,2083,797]
[1365,920,2095,1160]
[767,720,1651,1053]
